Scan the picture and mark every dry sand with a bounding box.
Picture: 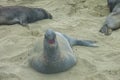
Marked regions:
[0,0,120,80]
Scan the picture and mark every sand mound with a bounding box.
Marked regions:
[0,0,120,80]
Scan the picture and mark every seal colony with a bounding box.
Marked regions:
[29,29,97,74]
[0,6,52,26]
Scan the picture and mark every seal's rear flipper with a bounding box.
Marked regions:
[62,34,98,47]
[75,40,98,47]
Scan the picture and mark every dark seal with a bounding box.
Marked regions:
[29,29,97,74]
[0,6,52,26]
[107,0,120,12]
[100,3,120,35]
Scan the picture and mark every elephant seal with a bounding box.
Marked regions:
[0,6,52,26]
[29,29,97,74]
[107,0,120,12]
[99,3,120,35]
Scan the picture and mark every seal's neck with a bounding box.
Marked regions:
[43,39,60,60]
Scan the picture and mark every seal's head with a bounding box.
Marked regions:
[44,29,57,48]
[99,24,112,35]
[34,8,52,20]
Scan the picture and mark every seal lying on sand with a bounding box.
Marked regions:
[29,29,97,74]
[99,3,120,35]
[0,6,52,26]
[107,0,120,12]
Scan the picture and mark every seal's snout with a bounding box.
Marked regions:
[99,25,112,36]
[99,28,105,34]
[45,29,56,44]
[99,24,107,33]
[48,39,55,44]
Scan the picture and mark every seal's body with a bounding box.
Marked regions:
[0,6,52,26]
[107,0,120,12]
[30,29,97,74]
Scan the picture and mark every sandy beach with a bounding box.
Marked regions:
[0,0,120,80]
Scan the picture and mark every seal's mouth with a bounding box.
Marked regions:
[48,39,55,44]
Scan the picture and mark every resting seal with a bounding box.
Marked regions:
[100,3,120,35]
[0,6,52,26]
[29,29,97,74]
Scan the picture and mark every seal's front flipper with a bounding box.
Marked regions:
[75,40,98,47]
[21,23,30,29]
[23,24,30,29]
[19,20,30,29]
